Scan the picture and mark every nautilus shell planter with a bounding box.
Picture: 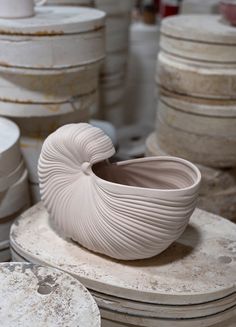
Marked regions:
[38,123,201,260]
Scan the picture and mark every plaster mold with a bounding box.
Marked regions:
[0,7,105,69]
[161,15,236,63]
[155,95,236,168]
[0,64,100,104]
[39,123,201,260]
[0,92,96,118]
[157,52,236,100]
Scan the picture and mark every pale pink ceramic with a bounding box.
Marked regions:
[220,0,236,26]
[38,123,201,260]
[0,0,47,18]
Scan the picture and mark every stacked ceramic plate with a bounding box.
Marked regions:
[0,262,100,326]
[0,118,30,261]
[146,15,236,221]
[0,6,105,202]
[10,203,236,326]
[95,0,132,126]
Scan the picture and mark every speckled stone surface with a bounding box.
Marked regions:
[0,262,100,327]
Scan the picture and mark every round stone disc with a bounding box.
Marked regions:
[0,7,105,35]
[10,203,236,306]
[0,262,100,327]
[161,15,236,44]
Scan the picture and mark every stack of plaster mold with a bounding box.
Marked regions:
[95,0,133,127]
[0,6,105,203]
[0,118,30,261]
[44,0,118,147]
[146,15,236,221]
[125,22,160,128]
[116,21,160,160]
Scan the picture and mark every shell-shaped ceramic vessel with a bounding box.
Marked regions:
[38,123,201,260]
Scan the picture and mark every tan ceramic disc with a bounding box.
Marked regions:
[0,262,100,327]
[10,203,236,306]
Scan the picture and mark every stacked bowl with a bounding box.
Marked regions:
[0,6,105,202]
[146,14,236,221]
[0,118,30,261]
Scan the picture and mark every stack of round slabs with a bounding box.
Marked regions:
[0,6,105,203]
[10,203,236,327]
[95,0,132,126]
[117,21,160,160]
[0,118,30,261]
[0,262,101,327]
[146,15,236,221]
[126,22,160,128]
